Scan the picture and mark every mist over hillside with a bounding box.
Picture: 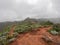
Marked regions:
[0,18,60,31]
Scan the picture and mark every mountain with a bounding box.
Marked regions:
[47,18,60,23]
[0,21,20,31]
[0,18,60,31]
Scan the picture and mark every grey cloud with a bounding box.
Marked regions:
[0,0,17,22]
[0,0,60,22]
[0,9,17,21]
[52,0,60,12]
[16,0,59,19]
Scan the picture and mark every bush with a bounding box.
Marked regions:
[41,21,53,25]
[49,24,60,35]
[49,30,58,35]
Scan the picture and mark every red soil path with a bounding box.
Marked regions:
[9,27,60,45]
[9,25,16,36]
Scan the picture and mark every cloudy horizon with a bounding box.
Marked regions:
[0,0,60,22]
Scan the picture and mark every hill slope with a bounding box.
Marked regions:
[10,27,60,45]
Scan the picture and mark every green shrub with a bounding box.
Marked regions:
[49,30,58,35]
[49,24,60,35]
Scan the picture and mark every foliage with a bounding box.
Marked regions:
[48,30,58,35]
[49,24,60,35]
[0,20,54,45]
[41,21,53,25]
[14,22,41,33]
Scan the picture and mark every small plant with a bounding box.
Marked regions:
[48,24,60,35]
[49,30,58,35]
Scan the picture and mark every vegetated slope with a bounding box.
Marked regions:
[10,26,60,45]
[0,18,60,31]
[0,21,18,31]
[0,18,60,45]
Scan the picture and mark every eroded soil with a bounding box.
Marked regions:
[9,27,60,45]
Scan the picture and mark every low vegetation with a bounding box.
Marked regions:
[0,19,60,45]
[48,24,60,35]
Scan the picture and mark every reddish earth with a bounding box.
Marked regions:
[9,25,16,36]
[9,26,60,45]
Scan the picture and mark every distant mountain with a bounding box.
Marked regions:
[47,18,60,23]
[0,18,60,31]
[24,17,60,23]
[0,21,21,31]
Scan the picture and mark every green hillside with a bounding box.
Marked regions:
[0,18,60,45]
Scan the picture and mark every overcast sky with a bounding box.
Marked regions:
[0,0,60,22]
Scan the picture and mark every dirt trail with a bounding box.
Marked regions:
[9,25,16,36]
[9,27,60,45]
